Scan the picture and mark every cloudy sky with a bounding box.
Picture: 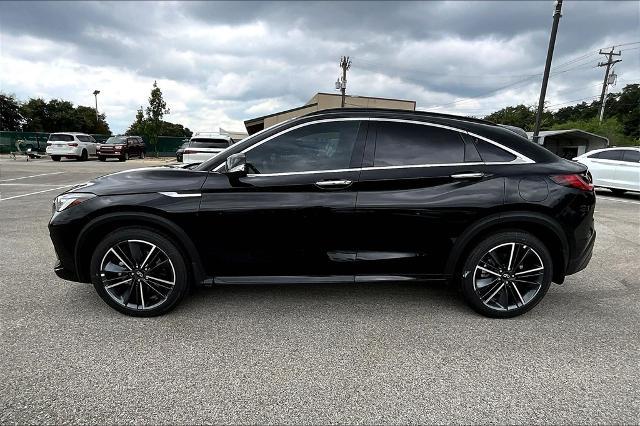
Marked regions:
[1,1,638,134]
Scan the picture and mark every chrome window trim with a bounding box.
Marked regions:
[214,116,534,175]
[158,192,202,198]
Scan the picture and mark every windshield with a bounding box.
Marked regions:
[105,137,127,144]
[49,134,74,142]
[189,138,230,149]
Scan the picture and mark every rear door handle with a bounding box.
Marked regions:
[315,179,353,188]
[450,172,486,179]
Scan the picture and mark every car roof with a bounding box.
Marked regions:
[302,107,497,126]
[190,133,232,141]
[50,132,91,135]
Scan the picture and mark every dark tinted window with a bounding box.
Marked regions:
[76,135,92,142]
[246,121,360,174]
[190,138,230,149]
[622,150,639,163]
[373,122,464,166]
[591,150,623,160]
[472,137,517,162]
[48,134,73,142]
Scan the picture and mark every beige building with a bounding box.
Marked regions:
[244,92,416,134]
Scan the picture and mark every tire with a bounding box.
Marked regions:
[119,152,129,162]
[51,156,61,161]
[98,156,106,162]
[89,227,189,317]
[78,149,88,161]
[460,231,553,318]
[610,188,626,196]
[140,151,145,159]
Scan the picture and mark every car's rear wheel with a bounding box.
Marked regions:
[140,151,145,159]
[460,231,553,318]
[51,156,61,161]
[89,228,189,316]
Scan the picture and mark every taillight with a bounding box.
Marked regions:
[184,149,196,154]
[67,143,78,147]
[550,174,594,191]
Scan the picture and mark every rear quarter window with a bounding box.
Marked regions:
[465,136,517,162]
[76,135,91,142]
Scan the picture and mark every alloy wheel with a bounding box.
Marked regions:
[473,242,545,311]
[99,239,175,310]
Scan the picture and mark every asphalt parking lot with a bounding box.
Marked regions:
[1,156,638,424]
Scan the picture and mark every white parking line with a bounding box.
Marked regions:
[0,172,64,182]
[0,184,77,202]
[598,196,640,205]
[0,183,74,187]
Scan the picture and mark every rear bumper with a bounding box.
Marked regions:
[46,146,81,156]
[566,229,596,275]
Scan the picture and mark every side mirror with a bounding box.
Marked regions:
[225,153,247,175]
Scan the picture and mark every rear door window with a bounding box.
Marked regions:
[591,150,624,160]
[373,122,465,166]
[76,135,91,142]
[621,150,640,163]
[190,138,230,149]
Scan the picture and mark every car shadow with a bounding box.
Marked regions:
[596,188,640,200]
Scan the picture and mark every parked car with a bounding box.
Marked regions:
[175,142,189,162]
[97,136,145,161]
[49,108,596,318]
[46,133,97,161]
[573,147,640,194]
[182,133,233,164]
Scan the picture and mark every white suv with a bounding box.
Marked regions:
[574,147,640,194]
[46,133,98,161]
[183,132,233,164]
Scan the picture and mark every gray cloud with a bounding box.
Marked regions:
[1,1,638,133]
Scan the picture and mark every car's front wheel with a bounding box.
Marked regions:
[460,231,553,318]
[89,228,189,316]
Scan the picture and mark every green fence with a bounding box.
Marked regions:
[0,132,188,157]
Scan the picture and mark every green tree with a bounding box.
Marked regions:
[0,93,23,131]
[20,98,48,132]
[19,97,111,134]
[551,117,635,147]
[145,81,170,156]
[484,104,554,131]
[160,121,192,137]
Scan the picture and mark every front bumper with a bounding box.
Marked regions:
[97,151,124,157]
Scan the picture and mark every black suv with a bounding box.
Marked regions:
[49,109,596,318]
[97,136,145,161]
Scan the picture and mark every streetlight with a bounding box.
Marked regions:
[93,90,100,124]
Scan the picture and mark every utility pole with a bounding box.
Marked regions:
[597,47,621,122]
[336,56,351,108]
[93,90,101,124]
[532,0,563,143]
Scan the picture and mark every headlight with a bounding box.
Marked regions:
[54,193,96,212]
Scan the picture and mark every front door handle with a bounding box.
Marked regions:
[315,179,353,188]
[450,172,486,179]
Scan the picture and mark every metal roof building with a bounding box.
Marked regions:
[526,129,609,159]
[244,92,416,135]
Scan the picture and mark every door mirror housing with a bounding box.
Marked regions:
[225,153,247,175]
